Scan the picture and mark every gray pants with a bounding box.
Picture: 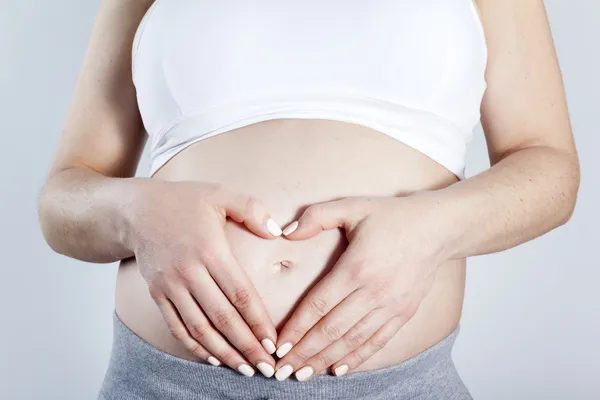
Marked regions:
[97,312,472,399]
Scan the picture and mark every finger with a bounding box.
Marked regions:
[198,235,278,355]
[153,295,217,365]
[216,188,283,238]
[332,314,406,377]
[295,308,391,381]
[169,290,264,377]
[282,197,366,240]
[274,249,361,360]
[274,287,374,378]
[185,263,276,373]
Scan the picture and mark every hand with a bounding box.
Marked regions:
[128,180,283,378]
[272,194,451,381]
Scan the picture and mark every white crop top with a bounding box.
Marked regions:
[132,0,488,178]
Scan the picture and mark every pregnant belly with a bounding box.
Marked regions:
[115,118,467,373]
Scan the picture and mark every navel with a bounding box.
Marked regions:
[275,260,294,270]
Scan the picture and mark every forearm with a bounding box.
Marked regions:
[431,145,580,259]
[38,167,144,263]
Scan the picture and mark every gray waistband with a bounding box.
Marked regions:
[99,311,470,400]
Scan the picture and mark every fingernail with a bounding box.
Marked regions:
[276,342,293,358]
[266,218,283,237]
[295,366,314,381]
[275,364,294,381]
[256,362,275,378]
[282,221,299,236]
[237,364,255,377]
[261,338,276,354]
[334,364,348,377]
[207,356,221,366]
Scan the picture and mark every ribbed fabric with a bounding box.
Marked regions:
[97,312,472,400]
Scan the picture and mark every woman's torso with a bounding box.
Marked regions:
[116,0,486,375]
[116,118,467,374]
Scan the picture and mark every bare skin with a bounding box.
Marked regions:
[270,0,579,381]
[38,0,579,381]
[115,119,466,377]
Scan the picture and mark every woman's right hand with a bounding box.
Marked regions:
[126,180,282,377]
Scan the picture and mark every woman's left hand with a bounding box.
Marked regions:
[273,193,453,381]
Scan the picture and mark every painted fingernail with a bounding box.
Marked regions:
[256,362,275,378]
[207,356,221,366]
[261,338,276,354]
[282,221,299,236]
[295,366,314,381]
[276,342,293,358]
[266,218,283,237]
[237,364,255,377]
[334,364,348,377]
[275,364,294,381]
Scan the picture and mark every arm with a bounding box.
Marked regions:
[434,0,580,258]
[38,0,280,377]
[38,0,150,262]
[270,0,580,381]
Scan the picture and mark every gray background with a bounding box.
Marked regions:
[1,1,598,399]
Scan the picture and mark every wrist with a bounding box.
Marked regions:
[112,177,155,254]
[406,188,467,260]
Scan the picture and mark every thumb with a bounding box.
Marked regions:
[282,198,365,240]
[215,189,283,239]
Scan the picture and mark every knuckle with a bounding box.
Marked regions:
[368,281,392,304]
[245,321,264,334]
[192,240,211,256]
[370,336,388,351]
[189,323,209,342]
[389,295,419,320]
[352,351,365,366]
[314,352,332,367]
[303,205,322,220]
[244,196,263,217]
[370,291,388,306]
[307,297,328,318]
[160,278,180,297]
[294,348,311,362]
[176,263,200,284]
[217,350,237,365]
[319,323,342,342]
[230,288,252,311]
[147,281,165,300]
[213,311,235,331]
[169,326,186,341]
[346,262,371,284]
[372,277,392,292]
[346,267,364,284]
[345,329,366,348]
[401,300,419,319]
[288,323,307,338]
[198,246,221,266]
[238,343,261,360]
[190,343,206,357]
